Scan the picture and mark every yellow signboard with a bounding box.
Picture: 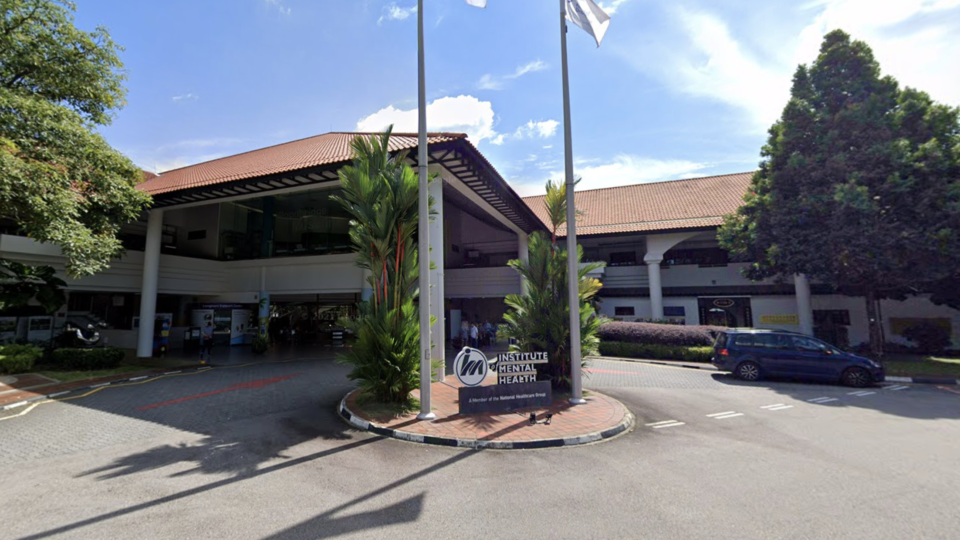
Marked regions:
[760,314,799,325]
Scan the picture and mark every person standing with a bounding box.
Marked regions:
[470,322,479,349]
[200,321,214,364]
[459,320,469,349]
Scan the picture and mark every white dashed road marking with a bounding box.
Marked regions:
[808,397,839,403]
[885,385,909,391]
[848,390,876,397]
[646,420,685,429]
[710,412,744,420]
[762,405,794,411]
[706,411,737,417]
[760,404,784,409]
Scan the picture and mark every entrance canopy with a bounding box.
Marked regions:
[139,132,545,236]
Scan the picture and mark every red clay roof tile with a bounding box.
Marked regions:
[138,132,466,196]
[521,172,754,236]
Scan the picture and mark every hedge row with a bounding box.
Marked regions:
[598,321,724,347]
[50,347,125,370]
[0,344,43,374]
[598,341,714,363]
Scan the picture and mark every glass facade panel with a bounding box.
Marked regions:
[218,187,353,260]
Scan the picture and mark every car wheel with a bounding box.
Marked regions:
[735,361,761,382]
[842,367,871,388]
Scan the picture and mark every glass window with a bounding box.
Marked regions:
[791,336,826,352]
[609,251,637,266]
[218,188,353,260]
[614,306,635,316]
[734,333,788,349]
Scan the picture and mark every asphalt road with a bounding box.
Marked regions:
[1,356,959,540]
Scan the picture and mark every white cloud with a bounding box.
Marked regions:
[490,119,560,146]
[507,60,548,79]
[668,7,790,129]
[129,138,247,174]
[557,155,712,192]
[172,93,199,102]
[598,0,632,15]
[356,95,498,143]
[378,2,416,25]
[477,74,503,91]
[617,1,960,132]
[518,119,559,139]
[264,0,291,16]
[477,59,548,90]
[794,0,960,105]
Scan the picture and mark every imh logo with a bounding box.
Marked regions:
[454,347,489,387]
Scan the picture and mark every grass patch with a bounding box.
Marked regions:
[881,354,960,378]
[36,364,152,383]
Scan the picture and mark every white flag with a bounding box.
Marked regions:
[566,0,610,47]
[465,0,487,7]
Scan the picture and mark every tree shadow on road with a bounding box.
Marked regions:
[77,399,352,480]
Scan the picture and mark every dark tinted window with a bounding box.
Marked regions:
[733,333,787,348]
[790,336,826,352]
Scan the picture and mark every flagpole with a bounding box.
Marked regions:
[560,0,585,405]
[416,0,435,420]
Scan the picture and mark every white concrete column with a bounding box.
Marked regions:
[136,209,164,358]
[360,268,373,302]
[795,273,814,336]
[258,267,270,337]
[428,176,446,381]
[645,256,664,320]
[517,232,529,295]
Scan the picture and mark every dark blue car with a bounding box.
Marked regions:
[711,329,885,387]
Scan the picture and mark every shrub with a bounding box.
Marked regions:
[251,335,269,354]
[50,347,125,370]
[0,344,43,374]
[901,322,952,354]
[598,321,724,347]
[598,341,714,363]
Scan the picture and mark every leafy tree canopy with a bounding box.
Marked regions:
[0,0,151,277]
[719,29,960,353]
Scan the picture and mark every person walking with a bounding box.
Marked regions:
[200,321,214,364]
[470,322,479,349]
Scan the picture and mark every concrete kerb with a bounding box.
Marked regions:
[591,356,960,386]
[337,390,636,450]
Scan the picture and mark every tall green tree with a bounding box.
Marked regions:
[501,179,605,390]
[332,129,431,405]
[0,0,150,278]
[719,30,960,356]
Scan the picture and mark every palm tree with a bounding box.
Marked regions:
[500,180,604,390]
[331,128,432,404]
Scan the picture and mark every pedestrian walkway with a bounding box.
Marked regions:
[340,376,633,449]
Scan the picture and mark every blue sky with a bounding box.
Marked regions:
[75,0,960,196]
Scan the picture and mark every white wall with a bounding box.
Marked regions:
[814,294,960,348]
[446,267,520,298]
[660,263,759,288]
[164,205,220,258]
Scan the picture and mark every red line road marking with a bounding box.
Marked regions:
[136,373,303,410]
[937,385,960,396]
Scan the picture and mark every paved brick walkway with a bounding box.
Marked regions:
[346,377,629,443]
